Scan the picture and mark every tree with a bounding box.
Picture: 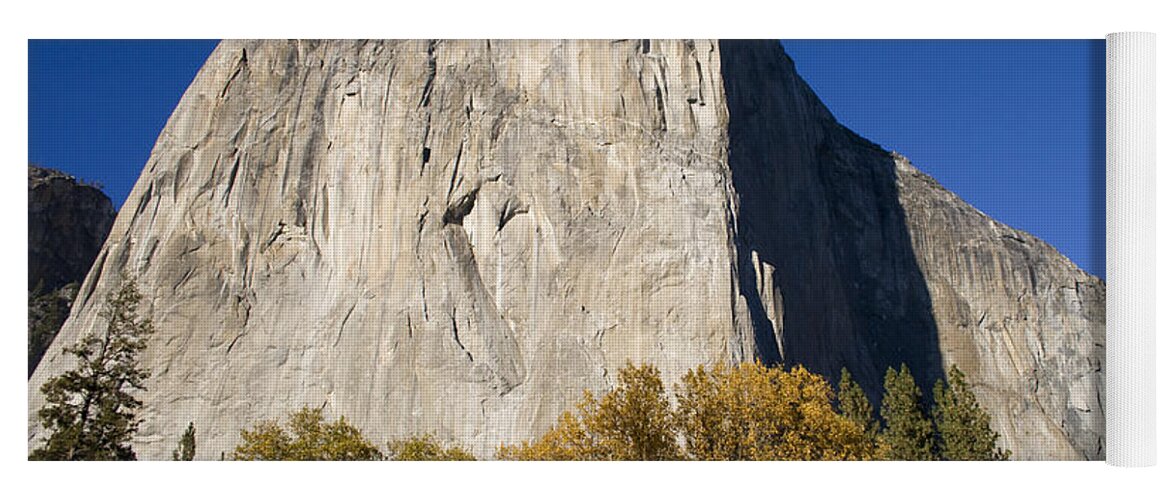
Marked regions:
[389,434,475,461]
[495,410,596,460]
[232,407,383,461]
[675,362,877,460]
[497,362,681,460]
[172,422,196,461]
[30,277,153,460]
[837,367,878,438]
[879,364,935,460]
[932,366,1010,460]
[28,283,79,377]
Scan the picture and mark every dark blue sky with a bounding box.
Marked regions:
[782,40,1105,279]
[28,40,219,202]
[27,40,1105,278]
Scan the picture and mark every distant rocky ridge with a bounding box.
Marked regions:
[28,283,79,377]
[28,40,1104,460]
[28,166,116,292]
[27,165,116,376]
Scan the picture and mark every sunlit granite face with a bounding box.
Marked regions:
[29,40,1103,460]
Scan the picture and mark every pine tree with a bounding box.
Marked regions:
[879,364,935,460]
[172,422,196,461]
[29,277,153,460]
[932,366,1010,460]
[837,367,878,438]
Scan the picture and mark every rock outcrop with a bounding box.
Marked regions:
[27,166,116,375]
[29,40,1104,460]
[28,166,116,293]
[28,283,80,377]
[720,42,1104,460]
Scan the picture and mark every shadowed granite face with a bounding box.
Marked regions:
[28,166,116,293]
[719,41,1103,459]
[28,166,117,376]
[29,40,1103,460]
[720,40,944,410]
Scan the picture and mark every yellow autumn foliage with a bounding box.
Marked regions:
[389,434,476,461]
[232,407,383,461]
[497,362,681,460]
[676,362,878,460]
[501,361,880,460]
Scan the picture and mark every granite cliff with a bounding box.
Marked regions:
[29,40,1104,460]
[28,166,116,376]
[28,166,116,293]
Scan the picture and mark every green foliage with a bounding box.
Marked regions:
[675,362,878,460]
[498,362,681,460]
[837,367,878,438]
[232,407,383,461]
[879,364,935,460]
[173,422,196,461]
[498,360,1017,462]
[389,434,475,461]
[933,366,1010,460]
[28,283,78,377]
[500,361,877,461]
[29,277,152,461]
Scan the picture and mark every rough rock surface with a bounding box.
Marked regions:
[28,283,80,377]
[897,154,1104,460]
[28,166,116,293]
[720,42,1104,460]
[29,40,1104,460]
[27,166,116,375]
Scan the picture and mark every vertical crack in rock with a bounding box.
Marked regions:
[718,40,1101,460]
[450,308,472,362]
[219,48,248,99]
[334,303,357,347]
[223,154,241,206]
[420,40,437,108]
[28,39,1104,461]
[445,140,465,204]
